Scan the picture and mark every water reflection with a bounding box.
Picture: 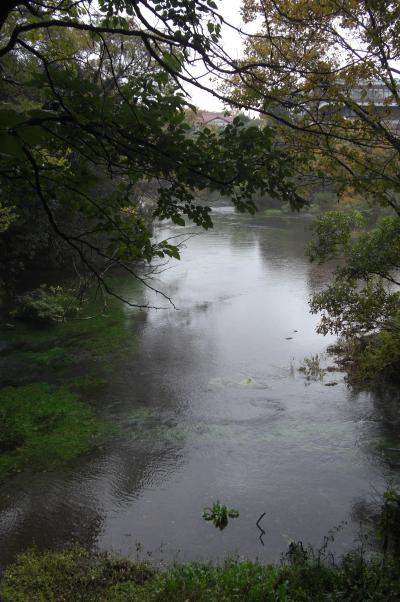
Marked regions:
[1,210,399,568]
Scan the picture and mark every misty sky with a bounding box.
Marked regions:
[184,0,245,111]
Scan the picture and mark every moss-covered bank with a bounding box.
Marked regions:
[1,546,400,602]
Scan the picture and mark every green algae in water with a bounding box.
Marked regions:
[0,383,106,479]
[1,275,143,361]
[15,347,67,366]
[378,438,400,452]
[66,374,108,390]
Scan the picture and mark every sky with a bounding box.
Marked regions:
[183,0,247,111]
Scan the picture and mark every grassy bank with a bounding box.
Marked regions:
[1,546,400,601]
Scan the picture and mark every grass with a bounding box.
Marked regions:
[0,383,106,479]
[1,546,400,601]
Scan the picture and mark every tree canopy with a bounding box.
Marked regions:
[225,0,400,356]
[1,0,399,359]
[0,0,304,304]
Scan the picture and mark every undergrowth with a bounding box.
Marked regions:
[1,545,400,601]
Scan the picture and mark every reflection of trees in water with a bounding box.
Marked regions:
[0,292,201,569]
[339,382,400,479]
[351,496,383,553]
[0,296,220,568]
[0,418,184,569]
[0,464,105,568]
[249,216,314,271]
[361,388,400,473]
[341,382,400,454]
[306,259,335,296]
[366,387,400,433]
[345,386,400,556]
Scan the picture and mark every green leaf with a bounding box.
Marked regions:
[0,109,25,128]
[162,52,182,72]
[172,215,185,226]
[18,126,48,145]
[0,133,25,158]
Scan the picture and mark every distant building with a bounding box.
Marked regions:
[194,110,236,128]
[321,79,400,130]
[348,80,396,105]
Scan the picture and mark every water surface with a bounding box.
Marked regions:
[1,209,399,567]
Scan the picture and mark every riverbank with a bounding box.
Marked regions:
[327,324,400,389]
[1,545,400,601]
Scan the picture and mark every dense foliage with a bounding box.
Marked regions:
[224,0,400,382]
[0,0,304,305]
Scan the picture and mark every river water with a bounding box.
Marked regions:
[1,208,399,568]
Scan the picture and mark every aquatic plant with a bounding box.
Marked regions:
[0,383,106,479]
[202,501,239,530]
[15,347,67,366]
[298,354,326,381]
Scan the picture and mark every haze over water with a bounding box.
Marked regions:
[1,208,399,567]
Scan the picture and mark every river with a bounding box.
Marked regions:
[0,208,399,568]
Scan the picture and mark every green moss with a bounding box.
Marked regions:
[76,317,135,356]
[66,374,108,389]
[15,347,67,366]
[2,276,142,361]
[0,383,106,479]
[2,547,400,601]
[380,438,400,451]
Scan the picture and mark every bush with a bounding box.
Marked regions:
[355,326,400,384]
[11,284,83,323]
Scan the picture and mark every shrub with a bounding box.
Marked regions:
[11,284,83,323]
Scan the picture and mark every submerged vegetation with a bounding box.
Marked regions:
[298,355,326,382]
[0,383,106,479]
[0,281,140,481]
